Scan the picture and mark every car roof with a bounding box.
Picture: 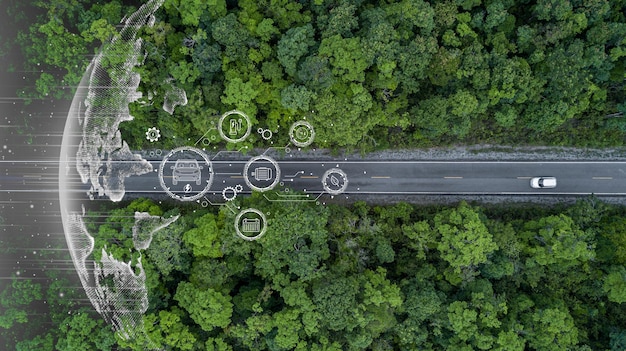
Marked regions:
[543,177,557,185]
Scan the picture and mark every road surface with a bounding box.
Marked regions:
[128,160,626,197]
[4,159,626,201]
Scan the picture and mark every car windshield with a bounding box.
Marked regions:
[177,161,196,168]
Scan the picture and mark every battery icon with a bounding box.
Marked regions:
[242,218,261,233]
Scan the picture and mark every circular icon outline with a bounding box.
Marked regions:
[235,208,267,241]
[289,120,315,147]
[259,128,273,140]
[158,146,214,202]
[222,186,237,201]
[243,155,281,192]
[322,168,348,195]
[218,110,252,143]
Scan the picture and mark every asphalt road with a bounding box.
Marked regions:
[125,160,626,197]
[5,159,626,200]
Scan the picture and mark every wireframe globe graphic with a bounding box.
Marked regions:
[59,0,175,348]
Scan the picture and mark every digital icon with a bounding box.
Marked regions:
[322,168,348,195]
[296,126,309,140]
[158,146,214,202]
[289,120,315,147]
[171,159,203,185]
[218,110,252,143]
[252,167,273,181]
[257,128,273,140]
[229,118,243,136]
[145,127,160,142]
[235,208,267,241]
[243,155,281,192]
[242,218,260,233]
[222,186,238,201]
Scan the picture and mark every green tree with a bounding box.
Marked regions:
[494,330,525,351]
[524,306,579,351]
[318,35,371,83]
[144,307,197,350]
[0,278,43,329]
[394,279,442,348]
[280,280,321,336]
[317,2,358,38]
[280,84,316,112]
[15,333,54,351]
[254,202,330,284]
[182,212,222,258]
[277,24,316,77]
[163,0,214,26]
[311,275,360,332]
[221,76,260,116]
[206,336,233,351]
[297,55,335,91]
[434,202,498,275]
[312,83,377,147]
[211,13,252,63]
[603,265,626,303]
[270,308,303,349]
[447,301,480,344]
[384,0,435,37]
[521,214,595,270]
[55,311,117,351]
[174,282,233,331]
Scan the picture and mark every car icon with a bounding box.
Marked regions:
[171,159,203,185]
[530,177,557,189]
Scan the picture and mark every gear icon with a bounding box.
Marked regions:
[146,127,161,142]
[222,186,237,201]
[258,128,273,140]
[234,184,243,192]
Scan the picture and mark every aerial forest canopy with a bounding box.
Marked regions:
[4,197,626,350]
[15,0,626,149]
[3,0,626,350]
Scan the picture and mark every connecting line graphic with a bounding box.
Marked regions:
[225,202,239,214]
[194,127,217,146]
[261,143,290,155]
[263,192,324,203]
[200,196,239,214]
[284,171,304,178]
[275,192,309,198]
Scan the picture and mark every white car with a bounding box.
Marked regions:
[530,177,557,189]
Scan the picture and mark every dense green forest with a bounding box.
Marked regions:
[3,0,626,350]
[3,197,626,350]
[12,0,626,149]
